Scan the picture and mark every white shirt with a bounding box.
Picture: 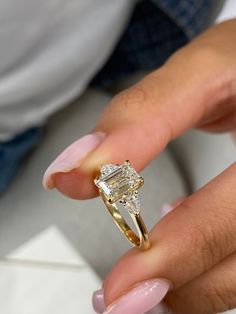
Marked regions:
[0,0,134,140]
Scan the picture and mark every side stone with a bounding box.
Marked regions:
[122,192,141,214]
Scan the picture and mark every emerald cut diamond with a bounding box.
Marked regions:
[95,161,144,205]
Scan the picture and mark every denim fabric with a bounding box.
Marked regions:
[156,0,215,38]
[91,0,214,87]
[92,0,188,87]
[0,128,42,193]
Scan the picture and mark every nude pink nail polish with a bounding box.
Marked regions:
[159,204,174,217]
[160,197,186,217]
[93,289,106,313]
[146,302,172,313]
[102,278,171,314]
[42,132,105,189]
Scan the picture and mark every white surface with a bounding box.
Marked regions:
[0,227,101,314]
[7,226,86,266]
[216,0,236,22]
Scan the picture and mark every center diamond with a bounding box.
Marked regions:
[95,161,143,204]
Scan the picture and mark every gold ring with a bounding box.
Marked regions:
[94,160,151,250]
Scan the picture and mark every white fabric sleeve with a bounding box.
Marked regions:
[216,0,236,23]
[0,0,135,141]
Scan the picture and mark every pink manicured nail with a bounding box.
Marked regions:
[160,204,174,217]
[160,197,186,217]
[102,278,171,314]
[42,132,105,189]
[146,302,172,313]
[93,289,106,313]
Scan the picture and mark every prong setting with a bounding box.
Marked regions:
[94,161,143,213]
[94,160,149,249]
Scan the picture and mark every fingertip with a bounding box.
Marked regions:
[42,131,106,192]
[92,289,105,313]
[53,171,99,199]
[102,248,152,306]
[42,169,55,190]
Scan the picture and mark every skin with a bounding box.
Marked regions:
[51,19,236,313]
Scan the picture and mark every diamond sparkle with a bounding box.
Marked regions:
[95,161,143,214]
[122,192,141,214]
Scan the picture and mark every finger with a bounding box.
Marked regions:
[131,255,236,314]
[42,27,234,199]
[42,70,219,199]
[92,198,183,313]
[198,109,236,133]
[102,163,236,307]
[166,252,236,314]
[42,69,198,199]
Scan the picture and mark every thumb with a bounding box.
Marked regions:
[42,43,225,199]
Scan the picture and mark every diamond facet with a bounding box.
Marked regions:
[95,161,143,203]
[122,191,141,214]
[100,164,119,176]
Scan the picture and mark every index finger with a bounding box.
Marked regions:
[43,27,233,199]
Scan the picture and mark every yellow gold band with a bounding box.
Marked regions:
[100,191,151,250]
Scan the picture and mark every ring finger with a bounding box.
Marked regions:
[165,252,236,314]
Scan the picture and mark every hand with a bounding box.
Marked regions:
[96,165,236,314]
[43,19,236,313]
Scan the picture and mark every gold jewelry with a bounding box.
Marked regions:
[94,160,150,250]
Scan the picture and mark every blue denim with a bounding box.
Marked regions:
[0,128,42,193]
[91,0,214,87]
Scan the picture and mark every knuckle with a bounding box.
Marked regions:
[166,279,236,314]
[189,223,219,271]
[202,283,236,313]
[97,87,148,127]
[182,198,236,273]
[97,87,149,128]
[183,214,223,272]
[112,86,149,111]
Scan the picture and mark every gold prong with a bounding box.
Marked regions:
[120,199,126,204]
[108,198,113,204]
[139,177,144,186]
[94,160,150,250]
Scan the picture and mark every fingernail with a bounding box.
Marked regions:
[43,132,105,189]
[160,204,174,217]
[93,289,106,313]
[160,197,186,217]
[146,302,172,313]
[102,278,171,314]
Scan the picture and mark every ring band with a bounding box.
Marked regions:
[94,160,151,250]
